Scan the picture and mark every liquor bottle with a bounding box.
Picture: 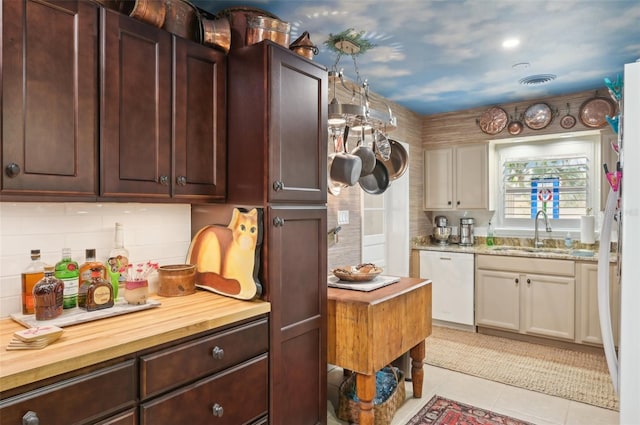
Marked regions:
[78,267,114,311]
[54,248,79,309]
[33,266,64,320]
[107,222,129,302]
[21,249,46,315]
[79,248,106,284]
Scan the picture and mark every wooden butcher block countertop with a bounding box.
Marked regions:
[0,291,270,392]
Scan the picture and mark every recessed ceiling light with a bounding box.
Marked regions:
[519,74,557,86]
[502,38,520,49]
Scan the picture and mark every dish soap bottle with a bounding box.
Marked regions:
[565,232,573,249]
[486,221,495,246]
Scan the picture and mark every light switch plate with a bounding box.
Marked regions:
[337,210,349,225]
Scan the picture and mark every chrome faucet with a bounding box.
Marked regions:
[534,210,552,248]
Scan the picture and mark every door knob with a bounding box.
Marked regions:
[5,162,20,178]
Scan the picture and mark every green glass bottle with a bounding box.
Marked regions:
[55,247,79,309]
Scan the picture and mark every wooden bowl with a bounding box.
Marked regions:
[157,264,196,297]
[332,265,383,282]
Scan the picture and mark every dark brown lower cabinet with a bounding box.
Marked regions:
[0,317,268,424]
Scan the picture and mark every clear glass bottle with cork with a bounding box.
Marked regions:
[33,266,64,320]
[107,222,129,302]
[21,249,46,315]
[55,248,79,309]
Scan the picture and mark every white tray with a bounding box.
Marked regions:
[327,275,400,292]
[11,299,161,328]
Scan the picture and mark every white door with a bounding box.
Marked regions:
[362,142,410,276]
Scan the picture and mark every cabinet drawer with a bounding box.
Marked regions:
[476,254,574,276]
[0,360,136,425]
[140,318,268,399]
[140,354,268,425]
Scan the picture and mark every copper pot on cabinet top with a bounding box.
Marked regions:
[118,0,166,28]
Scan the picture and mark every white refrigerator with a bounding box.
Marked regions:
[601,60,640,423]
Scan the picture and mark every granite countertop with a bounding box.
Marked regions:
[412,236,617,262]
[0,291,270,392]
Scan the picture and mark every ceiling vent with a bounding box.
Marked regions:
[519,74,557,86]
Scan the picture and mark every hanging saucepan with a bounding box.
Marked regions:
[560,103,577,129]
[381,139,408,181]
[507,107,523,135]
[349,130,376,177]
[329,126,362,187]
[358,159,390,195]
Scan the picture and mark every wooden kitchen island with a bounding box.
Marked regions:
[327,277,432,425]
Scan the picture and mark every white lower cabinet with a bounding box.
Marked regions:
[476,254,575,341]
[419,251,474,325]
[575,261,620,346]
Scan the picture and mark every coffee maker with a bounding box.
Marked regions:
[459,217,475,246]
[432,215,451,245]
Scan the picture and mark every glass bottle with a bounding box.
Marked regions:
[79,248,106,284]
[55,248,79,309]
[21,249,46,315]
[78,267,114,311]
[107,222,129,302]
[33,266,64,320]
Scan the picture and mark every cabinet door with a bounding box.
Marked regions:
[523,273,575,340]
[475,269,520,331]
[576,262,619,346]
[266,206,327,425]
[456,144,488,209]
[100,9,171,198]
[419,251,474,325]
[2,0,98,198]
[227,41,327,205]
[423,148,453,209]
[267,46,327,204]
[173,37,226,201]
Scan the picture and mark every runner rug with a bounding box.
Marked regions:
[424,326,619,410]
[406,395,534,425]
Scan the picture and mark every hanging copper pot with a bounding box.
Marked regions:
[507,107,524,135]
[289,31,319,60]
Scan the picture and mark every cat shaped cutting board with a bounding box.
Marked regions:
[187,208,263,300]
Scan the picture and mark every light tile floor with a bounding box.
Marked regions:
[327,363,620,425]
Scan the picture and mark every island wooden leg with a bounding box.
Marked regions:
[409,340,425,398]
[356,373,376,425]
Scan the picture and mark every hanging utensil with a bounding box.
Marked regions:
[381,139,408,181]
[507,107,523,135]
[329,126,362,187]
[560,103,577,129]
[349,129,376,177]
[372,129,391,161]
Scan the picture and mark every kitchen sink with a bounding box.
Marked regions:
[488,246,594,257]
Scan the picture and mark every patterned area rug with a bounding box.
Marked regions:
[425,326,619,410]
[406,396,534,425]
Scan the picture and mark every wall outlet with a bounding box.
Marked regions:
[337,210,349,225]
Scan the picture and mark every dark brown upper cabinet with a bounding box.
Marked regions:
[100,9,226,202]
[227,41,328,205]
[1,0,98,200]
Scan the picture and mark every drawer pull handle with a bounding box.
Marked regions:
[212,403,224,417]
[439,257,452,261]
[527,278,531,285]
[23,411,39,425]
[176,175,187,186]
[273,180,285,192]
[515,278,519,285]
[273,217,285,227]
[212,346,224,359]
[159,175,169,186]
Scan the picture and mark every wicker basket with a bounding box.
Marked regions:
[337,366,405,425]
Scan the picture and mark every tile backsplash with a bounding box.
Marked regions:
[0,202,191,318]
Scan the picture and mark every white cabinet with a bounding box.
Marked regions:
[576,262,620,346]
[476,255,575,341]
[419,251,474,325]
[423,144,488,210]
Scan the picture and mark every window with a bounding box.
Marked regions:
[493,132,601,232]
